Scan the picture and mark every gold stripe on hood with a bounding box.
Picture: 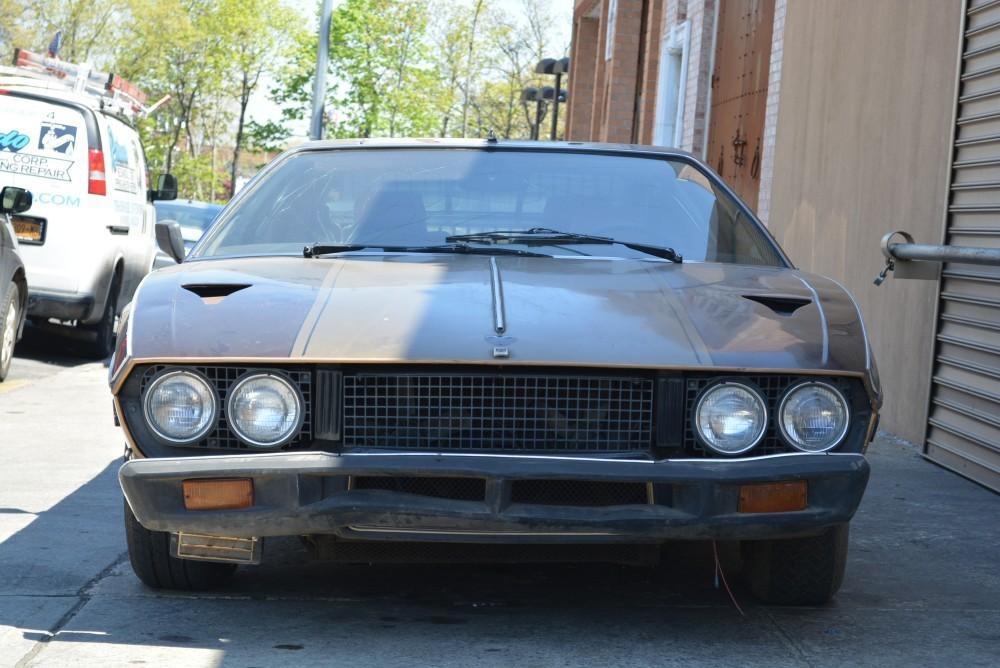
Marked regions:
[291,261,347,357]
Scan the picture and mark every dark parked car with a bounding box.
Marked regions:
[112,139,882,604]
[1,186,32,382]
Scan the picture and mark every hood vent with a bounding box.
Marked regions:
[182,283,251,302]
[742,294,812,316]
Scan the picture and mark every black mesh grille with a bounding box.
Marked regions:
[139,365,312,450]
[341,374,654,453]
[351,476,486,501]
[510,480,650,506]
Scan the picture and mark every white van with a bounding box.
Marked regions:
[0,49,175,358]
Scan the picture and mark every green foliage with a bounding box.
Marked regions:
[170,151,229,202]
[322,0,433,138]
[246,120,291,154]
[273,0,568,141]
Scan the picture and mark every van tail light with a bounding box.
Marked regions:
[88,149,107,196]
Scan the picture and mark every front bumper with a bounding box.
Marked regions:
[120,451,870,543]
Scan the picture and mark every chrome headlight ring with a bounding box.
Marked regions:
[778,381,850,453]
[225,372,304,449]
[693,381,768,456]
[142,368,218,445]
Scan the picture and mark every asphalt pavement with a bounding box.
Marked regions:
[0,361,997,667]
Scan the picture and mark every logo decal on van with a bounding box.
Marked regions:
[107,125,141,195]
[108,125,131,169]
[38,193,81,207]
[0,142,73,181]
[39,116,77,156]
[0,130,31,152]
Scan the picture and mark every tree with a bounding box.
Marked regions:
[322,0,433,138]
[216,0,300,198]
[0,0,127,64]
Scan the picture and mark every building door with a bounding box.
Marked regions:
[925,0,1000,492]
[706,0,774,211]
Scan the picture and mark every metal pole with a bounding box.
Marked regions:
[549,73,561,141]
[887,242,1000,266]
[310,0,334,141]
[534,100,543,140]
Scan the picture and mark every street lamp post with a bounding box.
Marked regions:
[535,57,570,140]
[520,87,544,140]
[311,0,334,140]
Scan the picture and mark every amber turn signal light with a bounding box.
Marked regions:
[738,481,807,513]
[183,478,254,511]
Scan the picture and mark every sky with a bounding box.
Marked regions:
[256,0,575,138]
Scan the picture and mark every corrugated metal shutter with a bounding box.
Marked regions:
[927,0,1000,492]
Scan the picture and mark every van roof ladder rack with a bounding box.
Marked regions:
[3,48,152,118]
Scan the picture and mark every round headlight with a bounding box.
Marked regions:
[143,370,217,444]
[779,382,849,452]
[226,373,303,448]
[694,382,768,455]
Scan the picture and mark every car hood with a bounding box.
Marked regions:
[126,254,873,376]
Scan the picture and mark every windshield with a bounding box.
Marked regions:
[193,148,786,266]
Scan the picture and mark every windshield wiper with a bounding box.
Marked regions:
[303,242,551,258]
[445,227,682,263]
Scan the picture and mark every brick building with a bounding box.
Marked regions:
[568,0,781,218]
[566,0,999,491]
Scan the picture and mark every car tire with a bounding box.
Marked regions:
[82,274,119,360]
[743,523,849,605]
[124,500,237,591]
[0,283,20,382]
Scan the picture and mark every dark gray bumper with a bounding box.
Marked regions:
[27,291,94,321]
[119,451,870,542]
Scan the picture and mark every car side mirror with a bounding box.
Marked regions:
[0,186,32,214]
[150,174,178,202]
[155,220,186,263]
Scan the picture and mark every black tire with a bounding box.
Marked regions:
[124,501,236,591]
[743,523,849,605]
[82,275,119,359]
[0,283,20,382]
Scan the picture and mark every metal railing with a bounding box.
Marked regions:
[874,231,1000,284]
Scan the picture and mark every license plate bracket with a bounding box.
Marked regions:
[12,215,46,244]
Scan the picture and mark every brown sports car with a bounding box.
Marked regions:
[111,139,881,604]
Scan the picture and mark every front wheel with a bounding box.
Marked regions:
[743,523,849,605]
[124,501,236,591]
[82,275,119,359]
[0,283,20,381]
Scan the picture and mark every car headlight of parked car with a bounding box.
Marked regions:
[143,369,218,444]
[226,373,304,448]
[694,381,768,455]
[778,381,850,452]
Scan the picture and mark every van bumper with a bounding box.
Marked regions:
[27,291,94,321]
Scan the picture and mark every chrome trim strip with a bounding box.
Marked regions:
[123,449,859,465]
[118,357,874,375]
[489,256,506,334]
[794,274,829,365]
[827,274,873,371]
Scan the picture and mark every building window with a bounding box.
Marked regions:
[653,21,691,147]
[605,0,618,60]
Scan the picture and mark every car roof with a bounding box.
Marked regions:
[155,199,223,209]
[286,138,700,161]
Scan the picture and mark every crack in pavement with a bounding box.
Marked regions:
[14,553,129,668]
